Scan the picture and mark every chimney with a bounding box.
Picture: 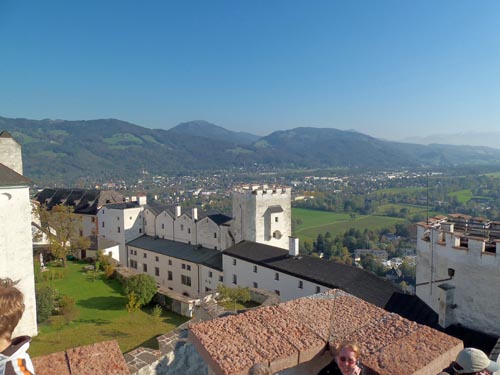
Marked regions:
[192,207,198,221]
[175,205,182,217]
[437,283,457,329]
[138,195,147,206]
[289,237,299,257]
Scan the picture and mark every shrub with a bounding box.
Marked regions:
[123,274,157,308]
[60,295,79,324]
[104,264,116,279]
[36,285,57,323]
[151,304,162,320]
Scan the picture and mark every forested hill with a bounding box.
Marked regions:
[2,116,500,185]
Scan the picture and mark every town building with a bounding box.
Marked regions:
[0,131,37,337]
[416,214,500,337]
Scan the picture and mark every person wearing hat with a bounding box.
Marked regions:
[439,347,499,375]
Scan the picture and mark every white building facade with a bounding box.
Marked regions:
[416,216,500,336]
[0,131,37,337]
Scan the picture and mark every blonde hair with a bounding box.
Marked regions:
[332,341,361,360]
[0,278,25,340]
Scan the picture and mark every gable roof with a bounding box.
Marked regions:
[127,235,223,271]
[223,241,399,307]
[33,188,125,215]
[0,162,31,186]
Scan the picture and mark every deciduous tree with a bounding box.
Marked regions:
[123,274,157,308]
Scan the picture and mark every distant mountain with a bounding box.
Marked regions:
[2,116,500,185]
[403,132,500,150]
[169,120,260,145]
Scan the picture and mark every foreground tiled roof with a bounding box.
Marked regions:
[127,235,223,271]
[224,241,399,307]
[32,340,129,375]
[189,290,463,375]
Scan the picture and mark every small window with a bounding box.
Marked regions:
[143,253,147,258]
[181,224,184,231]
[168,271,173,280]
[117,216,120,221]
[275,273,279,281]
[130,249,133,254]
[275,290,280,296]
[187,265,191,271]
[214,232,217,238]
[181,275,192,286]
[130,216,132,220]
[79,230,83,237]
[275,217,279,223]
[316,286,321,294]
[205,287,211,292]
[219,275,223,282]
[155,256,159,262]
[91,217,96,223]
[253,282,258,288]
[162,223,165,229]
[139,228,142,233]
[188,228,191,234]
[143,264,148,272]
[298,280,303,289]
[102,222,105,228]
[209,271,213,278]
[168,259,172,266]
[232,274,237,284]
[233,259,237,266]
[253,265,258,273]
[182,264,186,269]
[117,227,121,233]
[155,267,160,276]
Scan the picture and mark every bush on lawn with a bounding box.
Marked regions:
[123,274,157,308]
[36,285,58,323]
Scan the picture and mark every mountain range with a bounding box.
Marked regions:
[2,116,500,185]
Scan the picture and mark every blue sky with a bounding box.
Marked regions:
[1,1,500,140]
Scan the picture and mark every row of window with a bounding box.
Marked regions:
[232,273,320,293]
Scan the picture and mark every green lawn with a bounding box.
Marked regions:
[30,262,188,358]
[292,208,405,242]
[449,189,473,204]
[368,187,426,195]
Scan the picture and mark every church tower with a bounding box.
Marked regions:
[232,184,291,250]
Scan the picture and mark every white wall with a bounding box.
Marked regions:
[0,186,37,337]
[232,185,292,250]
[156,211,175,240]
[222,254,326,301]
[143,208,157,237]
[196,217,222,250]
[416,224,500,336]
[81,214,97,237]
[173,213,196,244]
[98,205,144,265]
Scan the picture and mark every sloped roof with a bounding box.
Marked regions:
[127,235,223,271]
[0,162,31,186]
[223,241,399,308]
[33,188,125,214]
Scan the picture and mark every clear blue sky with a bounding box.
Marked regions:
[1,0,500,140]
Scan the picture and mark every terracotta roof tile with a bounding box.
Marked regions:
[189,290,463,375]
[32,351,71,375]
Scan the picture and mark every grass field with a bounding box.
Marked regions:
[292,208,405,242]
[30,262,188,357]
[448,189,473,204]
[368,187,426,195]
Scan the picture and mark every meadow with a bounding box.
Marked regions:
[30,261,188,357]
[292,208,406,243]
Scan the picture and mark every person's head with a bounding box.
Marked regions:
[0,278,25,341]
[452,348,499,375]
[332,341,361,374]
[248,363,272,375]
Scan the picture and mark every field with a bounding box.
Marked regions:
[368,187,426,195]
[292,208,405,242]
[448,189,473,204]
[30,261,188,357]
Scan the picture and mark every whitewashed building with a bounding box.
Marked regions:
[0,131,37,337]
[97,202,144,265]
[222,239,398,307]
[416,214,500,336]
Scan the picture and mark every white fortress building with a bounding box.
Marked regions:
[0,131,37,337]
[416,214,500,337]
